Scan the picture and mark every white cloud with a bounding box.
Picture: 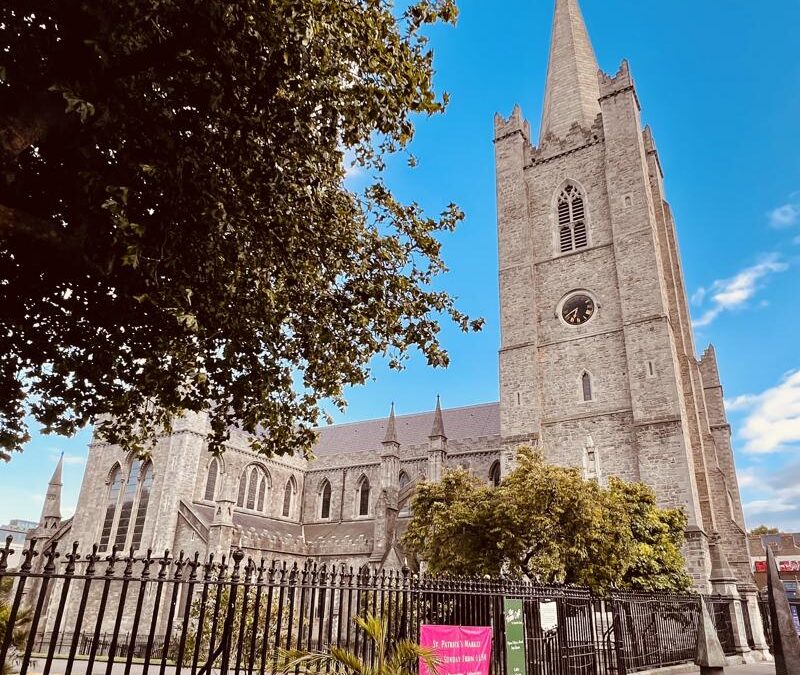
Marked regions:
[731,370,800,454]
[691,255,787,327]
[769,202,800,229]
[740,460,800,531]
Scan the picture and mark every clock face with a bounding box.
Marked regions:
[561,294,595,325]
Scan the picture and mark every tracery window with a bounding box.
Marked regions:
[100,459,154,552]
[99,464,123,551]
[282,476,297,518]
[557,184,588,254]
[237,465,270,513]
[357,477,370,517]
[204,458,219,501]
[319,479,332,519]
[399,471,410,489]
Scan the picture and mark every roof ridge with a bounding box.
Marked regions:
[315,400,499,431]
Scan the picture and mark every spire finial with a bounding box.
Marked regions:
[383,403,398,445]
[540,0,602,143]
[429,396,446,439]
[41,453,64,526]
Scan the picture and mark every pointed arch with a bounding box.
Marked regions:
[489,461,502,487]
[99,463,123,551]
[131,461,154,550]
[555,181,589,254]
[204,458,219,501]
[282,475,297,518]
[581,370,593,402]
[399,470,410,488]
[356,475,370,517]
[237,464,271,513]
[319,478,332,519]
[114,459,142,549]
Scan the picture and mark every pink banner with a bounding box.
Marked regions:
[419,625,492,675]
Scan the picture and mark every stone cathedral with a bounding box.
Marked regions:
[31,0,753,605]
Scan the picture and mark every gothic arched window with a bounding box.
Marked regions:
[131,462,153,550]
[114,459,142,549]
[357,477,370,517]
[489,461,502,487]
[282,476,297,518]
[399,471,410,489]
[99,464,123,551]
[582,371,593,402]
[557,184,588,254]
[319,479,332,519]
[204,458,219,501]
[237,465,270,513]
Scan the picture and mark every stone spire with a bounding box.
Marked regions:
[539,0,602,143]
[429,395,446,439]
[383,403,399,446]
[41,453,63,527]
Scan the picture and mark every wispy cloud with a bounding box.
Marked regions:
[769,202,800,229]
[691,255,787,327]
[48,451,85,466]
[728,370,800,454]
[739,459,800,530]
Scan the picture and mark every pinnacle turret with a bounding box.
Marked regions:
[41,453,63,526]
[382,403,398,446]
[429,396,446,439]
[540,0,601,142]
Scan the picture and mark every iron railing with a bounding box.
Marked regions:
[0,538,751,675]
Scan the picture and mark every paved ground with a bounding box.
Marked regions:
[725,665,775,674]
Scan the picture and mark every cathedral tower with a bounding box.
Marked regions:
[495,0,751,592]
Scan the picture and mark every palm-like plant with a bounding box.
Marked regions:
[279,613,440,675]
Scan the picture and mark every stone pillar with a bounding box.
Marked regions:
[207,474,235,559]
[709,535,753,663]
[739,585,772,661]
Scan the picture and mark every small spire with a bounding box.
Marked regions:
[41,453,64,525]
[383,403,398,445]
[429,396,446,439]
[540,0,602,142]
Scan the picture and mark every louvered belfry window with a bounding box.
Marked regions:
[557,185,588,253]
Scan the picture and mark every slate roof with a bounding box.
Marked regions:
[312,401,500,456]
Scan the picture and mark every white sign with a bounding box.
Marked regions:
[539,601,558,632]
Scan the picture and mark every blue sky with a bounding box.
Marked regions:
[2,0,799,533]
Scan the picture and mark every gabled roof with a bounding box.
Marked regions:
[312,402,500,456]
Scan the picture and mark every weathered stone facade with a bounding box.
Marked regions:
[32,0,753,613]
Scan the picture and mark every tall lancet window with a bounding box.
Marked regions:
[557,184,588,254]
[204,458,219,501]
[131,462,153,550]
[319,479,332,519]
[99,464,123,551]
[581,371,593,402]
[282,476,297,518]
[114,459,142,549]
[357,477,370,517]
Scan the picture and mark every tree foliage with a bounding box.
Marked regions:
[750,525,779,536]
[402,448,693,594]
[0,576,31,675]
[279,612,440,675]
[0,0,480,460]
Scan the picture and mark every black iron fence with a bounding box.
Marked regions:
[0,539,749,675]
[758,596,800,653]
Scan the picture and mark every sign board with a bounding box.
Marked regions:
[503,598,526,675]
[539,601,559,632]
[419,625,492,675]
[754,559,800,573]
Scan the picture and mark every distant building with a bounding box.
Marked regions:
[1,518,39,569]
[748,531,800,597]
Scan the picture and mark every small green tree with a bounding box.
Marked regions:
[750,525,779,536]
[0,577,31,675]
[402,447,693,594]
[279,613,440,675]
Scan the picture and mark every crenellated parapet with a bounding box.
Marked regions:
[493,105,531,143]
[598,60,639,107]
[530,114,604,165]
